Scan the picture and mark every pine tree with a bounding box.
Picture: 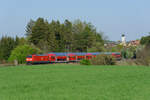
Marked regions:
[29,18,48,46]
[63,19,73,52]
[25,19,35,37]
[0,36,16,60]
[49,20,65,52]
[46,23,58,52]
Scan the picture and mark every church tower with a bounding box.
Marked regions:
[121,34,126,46]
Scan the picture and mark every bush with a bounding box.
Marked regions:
[133,44,150,66]
[8,44,41,64]
[80,59,91,65]
[90,54,116,65]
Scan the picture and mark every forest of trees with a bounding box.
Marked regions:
[0,18,105,63]
[26,18,104,52]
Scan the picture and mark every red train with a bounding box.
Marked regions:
[26,52,121,65]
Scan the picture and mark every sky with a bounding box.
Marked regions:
[0,0,150,41]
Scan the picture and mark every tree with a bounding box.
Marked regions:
[72,20,86,52]
[0,36,17,61]
[46,23,58,52]
[15,36,27,46]
[29,18,48,45]
[96,33,104,43]
[8,45,41,64]
[72,20,103,52]
[82,24,97,48]
[25,19,35,37]
[140,35,150,45]
[63,20,73,52]
[48,20,62,52]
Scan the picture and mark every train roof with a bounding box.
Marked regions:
[33,52,121,57]
[47,52,120,56]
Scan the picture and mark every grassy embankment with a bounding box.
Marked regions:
[0,64,150,100]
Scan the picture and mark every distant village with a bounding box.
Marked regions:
[104,34,140,48]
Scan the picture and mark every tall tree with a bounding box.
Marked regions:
[72,20,86,52]
[63,19,73,52]
[0,36,17,61]
[49,20,63,52]
[25,19,35,37]
[29,18,48,46]
[72,20,102,52]
[46,22,58,52]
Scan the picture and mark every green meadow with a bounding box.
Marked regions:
[0,64,150,100]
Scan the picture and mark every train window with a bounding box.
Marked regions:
[51,56,55,59]
[69,56,75,58]
[72,56,75,58]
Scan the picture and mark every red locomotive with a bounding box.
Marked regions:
[26,52,121,65]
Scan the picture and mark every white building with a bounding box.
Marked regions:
[121,34,126,46]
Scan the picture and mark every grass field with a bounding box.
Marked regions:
[0,64,150,100]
